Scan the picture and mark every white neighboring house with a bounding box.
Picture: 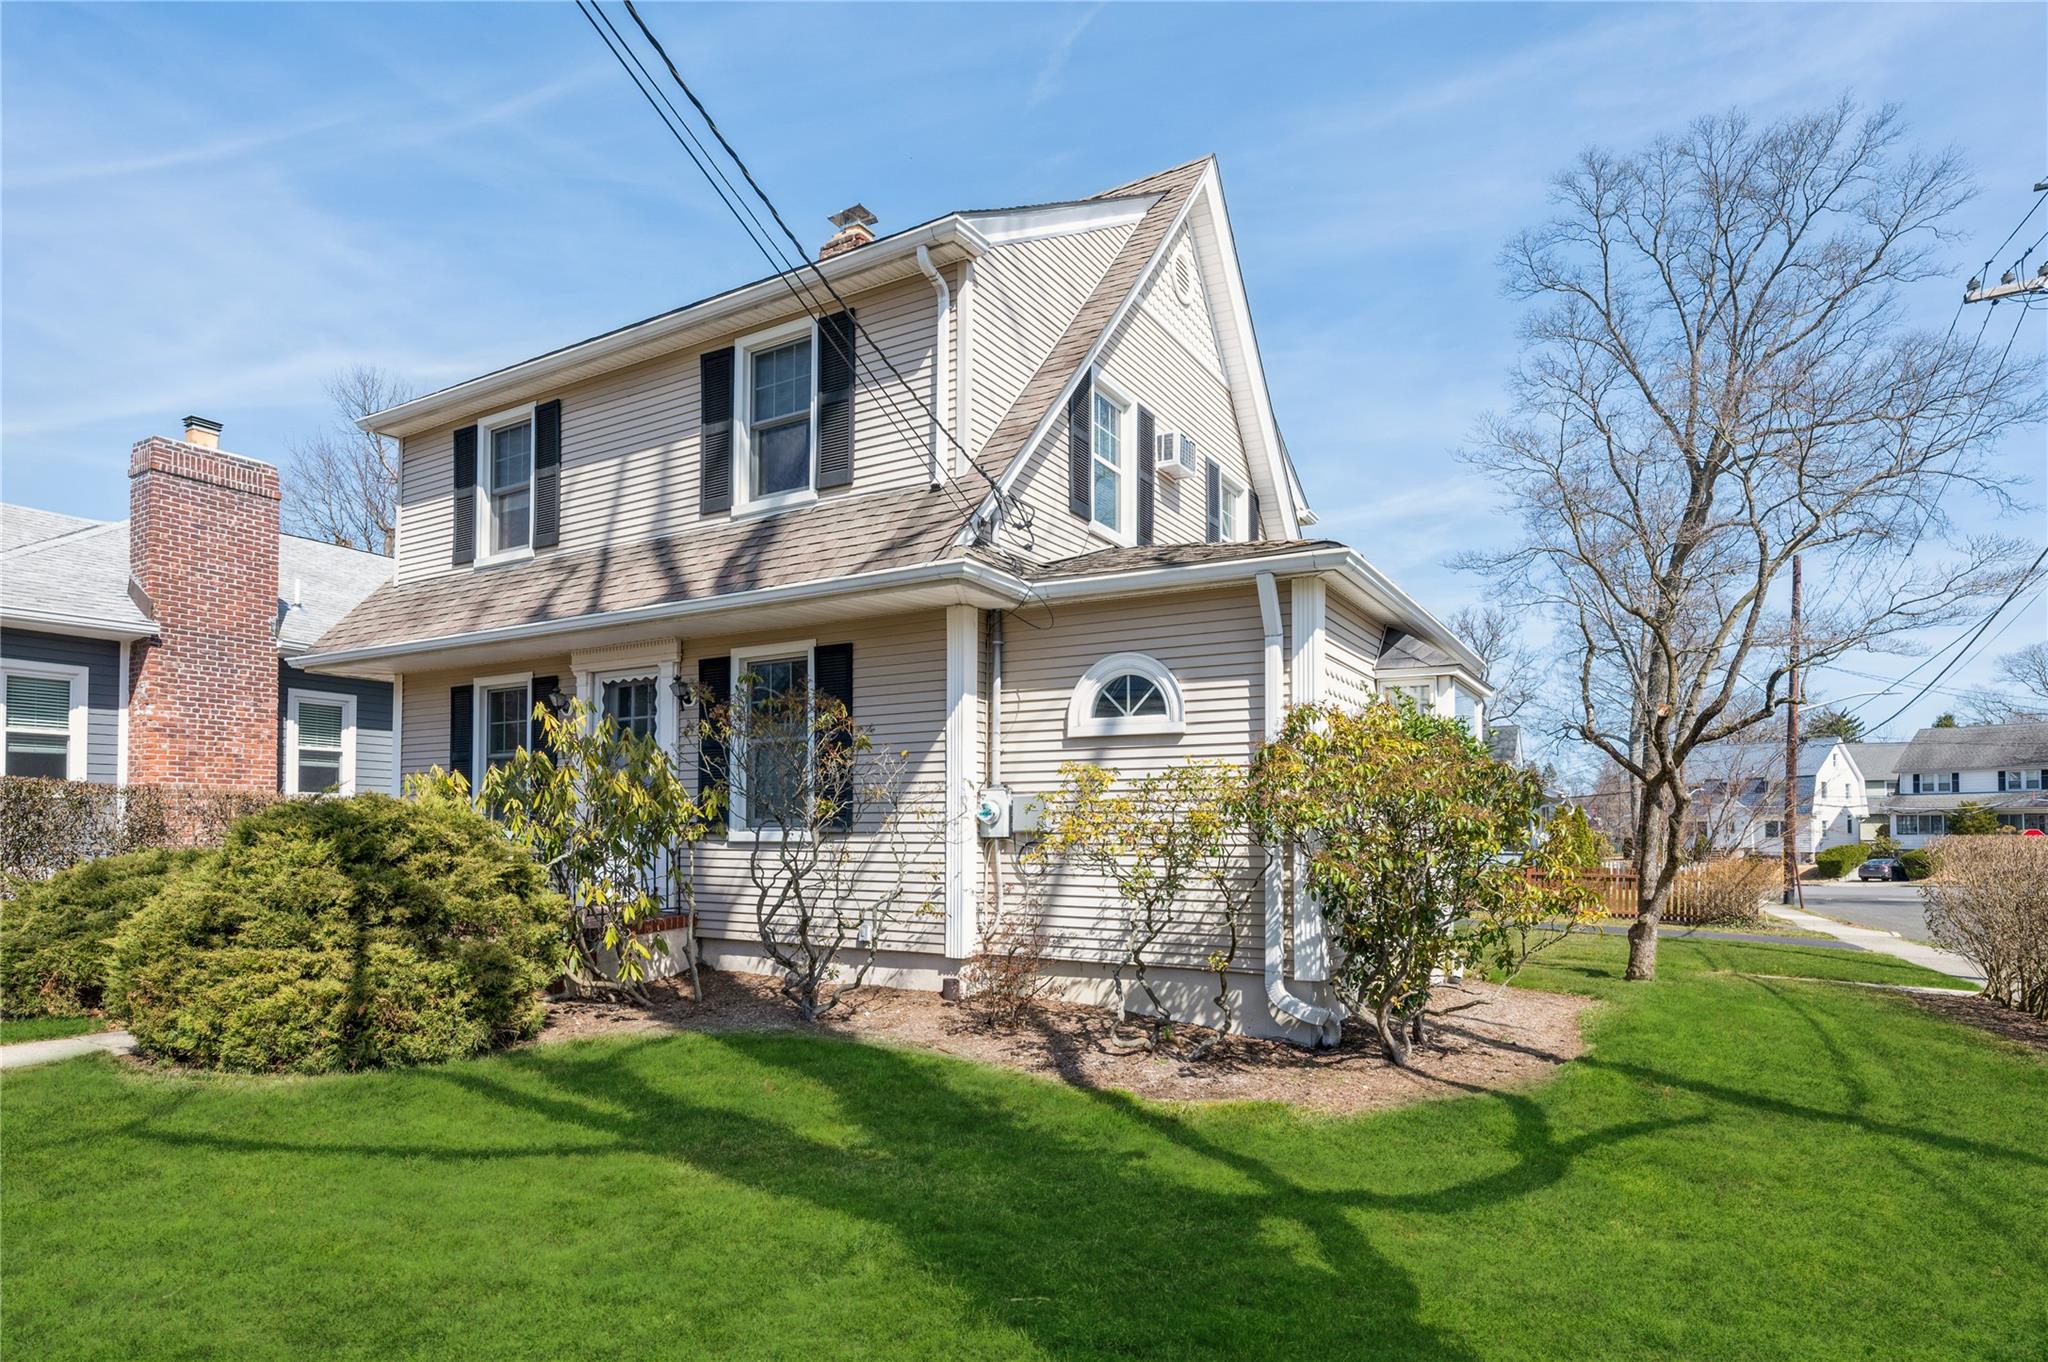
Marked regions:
[1687,738,1867,860]
[1871,720,2048,848]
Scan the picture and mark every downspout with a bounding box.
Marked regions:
[1256,572,1343,1047]
[915,245,950,489]
[986,609,1005,931]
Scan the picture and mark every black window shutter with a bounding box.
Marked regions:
[816,311,857,490]
[530,676,560,751]
[697,656,731,828]
[1135,407,1156,547]
[1204,458,1222,542]
[532,400,562,549]
[814,643,855,831]
[452,426,478,566]
[449,685,474,785]
[1250,489,1263,540]
[699,349,735,514]
[1066,373,1093,519]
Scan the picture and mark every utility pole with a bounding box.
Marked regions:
[1964,178,2048,304]
[1782,554,1802,906]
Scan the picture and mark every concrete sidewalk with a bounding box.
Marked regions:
[1767,908,1983,987]
[0,1030,135,1071]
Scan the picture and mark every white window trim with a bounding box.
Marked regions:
[473,671,534,782]
[1066,652,1186,739]
[733,317,821,519]
[475,402,537,568]
[726,639,816,841]
[1216,469,1250,543]
[285,688,358,795]
[0,657,90,781]
[1085,371,1135,548]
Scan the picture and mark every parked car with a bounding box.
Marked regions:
[1857,857,1906,882]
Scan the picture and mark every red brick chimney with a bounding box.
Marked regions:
[126,417,282,788]
[819,204,877,260]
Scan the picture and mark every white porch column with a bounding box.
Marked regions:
[944,604,980,960]
[1288,576,1333,982]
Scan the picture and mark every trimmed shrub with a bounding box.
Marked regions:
[1812,844,1866,880]
[1900,849,1933,881]
[1923,836,2048,1017]
[108,794,561,1073]
[0,848,211,1017]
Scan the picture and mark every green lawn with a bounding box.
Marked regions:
[0,1015,104,1044]
[3,937,2042,1362]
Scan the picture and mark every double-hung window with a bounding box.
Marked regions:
[732,648,812,832]
[1090,389,1126,536]
[286,690,355,795]
[1913,772,1958,795]
[1999,769,2044,792]
[482,682,531,774]
[1,664,85,780]
[479,408,533,560]
[739,324,816,511]
[601,675,660,743]
[1217,474,1248,542]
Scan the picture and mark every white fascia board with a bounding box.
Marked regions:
[958,195,1153,246]
[362,218,990,440]
[0,608,158,642]
[295,558,1032,670]
[1197,169,1301,539]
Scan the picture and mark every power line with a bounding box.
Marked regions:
[1862,548,2048,734]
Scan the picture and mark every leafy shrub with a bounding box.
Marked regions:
[108,794,561,1073]
[1900,849,1933,881]
[0,848,211,1016]
[1812,844,1866,880]
[0,777,278,891]
[1922,837,2048,1018]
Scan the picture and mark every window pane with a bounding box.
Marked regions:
[297,756,342,794]
[1092,674,1162,719]
[486,686,528,762]
[752,338,812,423]
[5,674,70,730]
[492,422,532,490]
[1128,678,1165,715]
[602,678,658,740]
[1092,460,1120,531]
[753,418,811,496]
[5,731,68,779]
[1092,394,1120,461]
[296,701,344,751]
[1220,486,1241,540]
[494,488,530,553]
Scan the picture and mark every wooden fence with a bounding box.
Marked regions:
[1531,863,1773,926]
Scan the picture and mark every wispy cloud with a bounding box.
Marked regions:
[5,111,359,190]
[1026,4,1104,108]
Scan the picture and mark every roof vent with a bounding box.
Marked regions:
[820,204,877,260]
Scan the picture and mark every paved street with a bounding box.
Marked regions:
[1792,879,1940,942]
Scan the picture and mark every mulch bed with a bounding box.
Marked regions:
[540,968,1594,1115]
[1902,990,2048,1053]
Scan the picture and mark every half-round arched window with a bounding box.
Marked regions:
[1066,653,1186,739]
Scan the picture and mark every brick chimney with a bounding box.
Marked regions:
[126,419,282,789]
[819,204,877,260]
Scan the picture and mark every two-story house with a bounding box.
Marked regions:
[1685,738,1867,859]
[298,157,1491,1043]
[1874,721,2048,846]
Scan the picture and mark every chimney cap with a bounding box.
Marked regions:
[828,204,877,230]
[182,415,224,436]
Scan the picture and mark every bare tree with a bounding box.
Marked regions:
[1447,604,1542,725]
[1962,642,2048,723]
[1459,101,2044,979]
[284,366,413,553]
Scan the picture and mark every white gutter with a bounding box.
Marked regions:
[296,556,1032,670]
[0,608,158,642]
[115,639,130,787]
[1256,571,1343,1047]
[914,245,951,488]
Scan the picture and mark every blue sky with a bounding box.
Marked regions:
[4,1,2043,743]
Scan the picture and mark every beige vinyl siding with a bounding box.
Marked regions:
[966,225,1133,458]
[395,275,946,587]
[396,657,574,780]
[1001,235,1260,562]
[685,610,950,956]
[1325,591,1384,712]
[996,587,1266,970]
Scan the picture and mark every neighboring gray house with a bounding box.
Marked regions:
[1873,721,2048,846]
[1,428,394,794]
